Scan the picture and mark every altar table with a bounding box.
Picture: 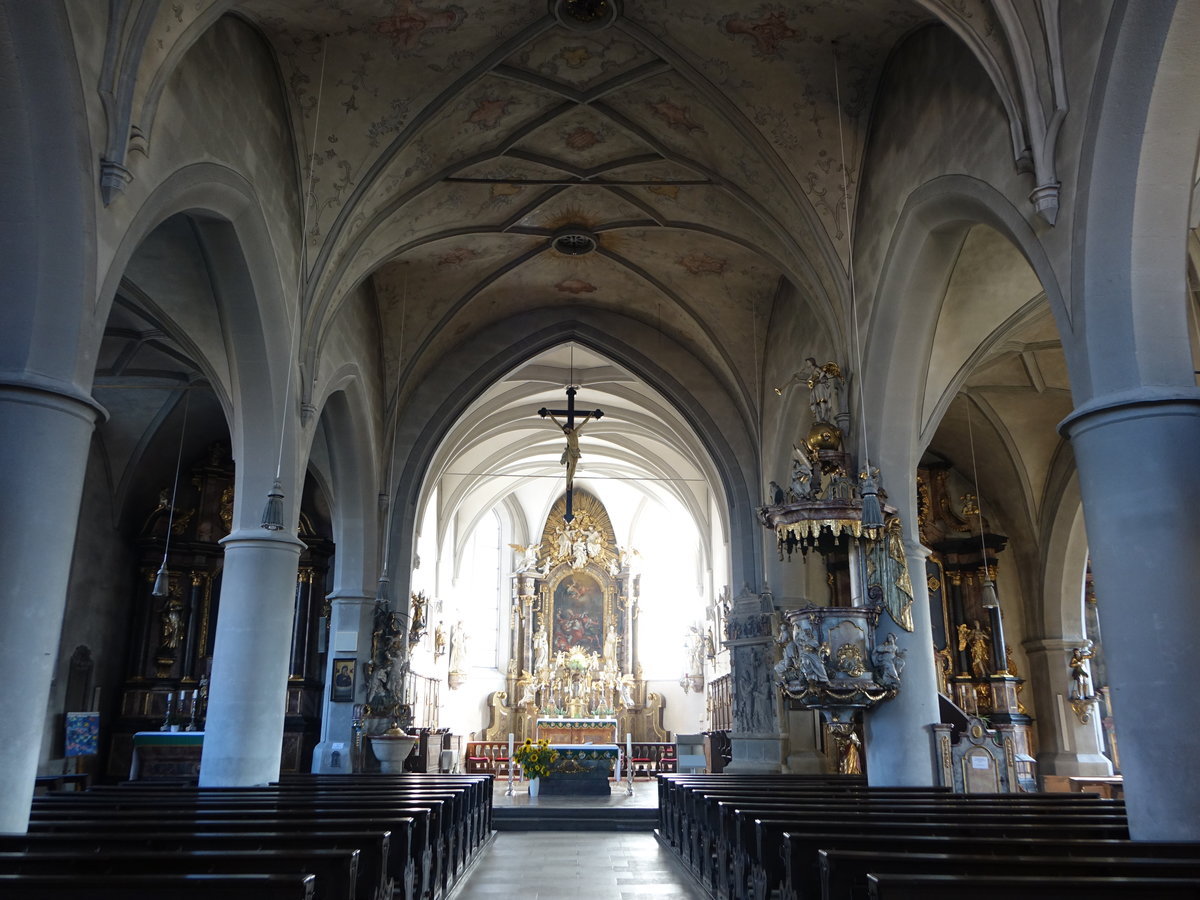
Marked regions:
[541,743,620,796]
[129,731,204,781]
[536,717,617,744]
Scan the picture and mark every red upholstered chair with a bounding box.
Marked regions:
[630,744,653,780]
[465,754,493,774]
[658,745,677,774]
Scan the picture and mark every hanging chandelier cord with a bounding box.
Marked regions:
[833,48,872,475]
[272,37,329,485]
[965,398,991,570]
[378,267,407,586]
[154,389,191,595]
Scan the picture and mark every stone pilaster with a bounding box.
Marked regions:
[722,585,782,773]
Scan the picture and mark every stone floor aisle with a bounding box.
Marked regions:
[449,831,705,900]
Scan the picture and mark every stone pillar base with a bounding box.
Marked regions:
[723,732,783,774]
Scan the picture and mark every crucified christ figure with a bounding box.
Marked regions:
[538,386,603,522]
[546,409,596,493]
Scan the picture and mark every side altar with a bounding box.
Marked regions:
[483,491,667,743]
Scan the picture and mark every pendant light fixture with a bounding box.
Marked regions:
[152,390,191,597]
[833,46,884,538]
[965,397,1000,608]
[263,39,327,531]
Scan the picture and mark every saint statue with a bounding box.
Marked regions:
[805,358,844,424]
[958,620,992,679]
[159,596,185,651]
[533,623,550,674]
[448,620,468,674]
[789,448,814,501]
[1069,641,1096,699]
[872,632,906,686]
[434,622,446,659]
[603,623,618,664]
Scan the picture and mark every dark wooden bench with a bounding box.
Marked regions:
[821,849,1200,900]
[866,872,1200,899]
[0,872,317,899]
[26,814,420,900]
[726,798,1126,899]
[0,832,389,900]
[0,849,358,900]
[75,779,484,877]
[742,814,1129,900]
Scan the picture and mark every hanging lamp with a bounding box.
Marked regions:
[153,390,191,597]
[965,398,999,608]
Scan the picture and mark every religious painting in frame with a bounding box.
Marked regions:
[331,657,356,702]
[551,571,605,654]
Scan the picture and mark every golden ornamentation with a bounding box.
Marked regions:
[219,486,233,534]
[927,575,941,593]
[958,621,992,679]
[974,683,993,711]
[836,643,866,677]
[806,421,842,451]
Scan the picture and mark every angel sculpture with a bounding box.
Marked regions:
[509,542,541,573]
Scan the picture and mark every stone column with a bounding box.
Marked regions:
[723,586,782,773]
[0,381,101,832]
[1024,638,1112,776]
[312,592,376,773]
[1061,393,1200,840]
[863,539,941,785]
[199,529,305,786]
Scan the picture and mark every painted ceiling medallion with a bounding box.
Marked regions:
[552,227,598,256]
[552,0,620,32]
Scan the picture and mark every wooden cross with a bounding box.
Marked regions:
[539,386,603,522]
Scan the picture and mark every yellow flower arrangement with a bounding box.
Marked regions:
[513,737,558,779]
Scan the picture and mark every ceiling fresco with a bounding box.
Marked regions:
[121,1,968,418]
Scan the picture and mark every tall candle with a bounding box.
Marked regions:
[508,733,514,765]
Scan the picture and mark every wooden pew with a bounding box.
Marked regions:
[743,814,1129,900]
[780,833,1200,900]
[0,832,389,900]
[866,872,1200,899]
[27,814,421,900]
[0,872,317,899]
[820,849,1200,900]
[715,793,1123,894]
[0,849,358,900]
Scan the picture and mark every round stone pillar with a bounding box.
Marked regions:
[863,539,941,785]
[199,529,305,786]
[312,592,376,773]
[1024,638,1112,776]
[0,381,101,832]
[1061,392,1200,840]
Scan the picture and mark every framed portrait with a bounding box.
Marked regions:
[331,657,356,702]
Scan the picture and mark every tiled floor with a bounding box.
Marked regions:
[449,831,706,900]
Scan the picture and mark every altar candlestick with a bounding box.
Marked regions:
[626,732,634,795]
[506,733,515,796]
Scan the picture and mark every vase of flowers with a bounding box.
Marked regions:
[514,738,557,796]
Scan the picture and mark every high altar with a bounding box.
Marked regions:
[483,490,667,743]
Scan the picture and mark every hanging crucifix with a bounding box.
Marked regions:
[539,386,603,523]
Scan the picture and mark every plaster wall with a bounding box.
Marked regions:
[89,15,300,333]
[42,435,136,775]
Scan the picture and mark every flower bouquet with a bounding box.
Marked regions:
[513,738,558,779]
